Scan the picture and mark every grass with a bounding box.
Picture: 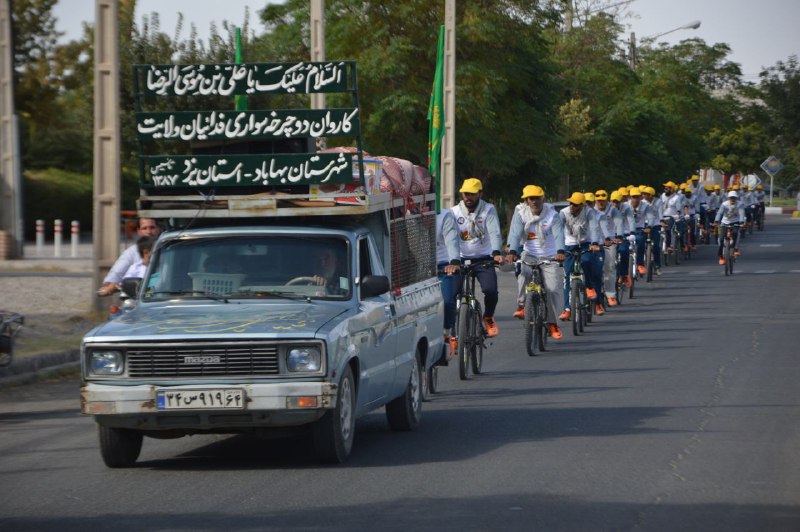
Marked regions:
[13,312,105,360]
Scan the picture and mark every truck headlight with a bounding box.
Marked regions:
[287,347,321,372]
[90,350,124,375]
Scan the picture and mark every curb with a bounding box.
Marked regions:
[0,349,80,388]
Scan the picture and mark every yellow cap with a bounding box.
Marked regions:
[644,186,656,195]
[704,185,712,191]
[663,181,678,188]
[684,185,693,193]
[610,191,623,202]
[566,192,585,205]
[521,185,545,198]
[459,178,483,194]
[732,184,740,190]
[626,185,634,191]
[757,184,763,190]
[679,183,687,190]
[629,187,642,196]
[618,187,628,196]
[713,184,721,190]
[595,189,608,199]
[691,175,700,181]
[584,192,596,202]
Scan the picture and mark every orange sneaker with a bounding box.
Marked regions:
[448,335,458,356]
[595,303,605,316]
[513,307,525,319]
[586,287,597,300]
[484,317,499,337]
[559,310,571,321]
[607,297,618,307]
[548,324,563,340]
[624,275,632,288]
[718,257,726,265]
[734,249,740,257]
[637,264,646,276]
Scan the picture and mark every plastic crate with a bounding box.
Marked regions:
[188,273,246,293]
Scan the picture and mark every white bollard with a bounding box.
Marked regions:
[71,220,80,258]
[54,219,63,258]
[36,219,45,256]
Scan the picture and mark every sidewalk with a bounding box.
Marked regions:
[0,241,103,388]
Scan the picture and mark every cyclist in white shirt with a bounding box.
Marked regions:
[506,185,565,340]
[611,190,635,288]
[641,186,662,274]
[629,187,659,274]
[660,180,686,253]
[594,189,621,306]
[713,191,746,264]
[559,192,603,319]
[451,178,504,337]
[683,185,700,250]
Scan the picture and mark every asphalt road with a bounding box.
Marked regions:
[1,216,799,531]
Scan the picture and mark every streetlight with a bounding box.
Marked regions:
[629,20,702,70]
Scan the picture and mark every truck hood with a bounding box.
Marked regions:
[85,303,349,340]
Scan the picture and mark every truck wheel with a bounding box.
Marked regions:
[312,365,356,464]
[425,365,438,397]
[386,351,422,431]
[98,425,143,468]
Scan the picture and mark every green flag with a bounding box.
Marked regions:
[234,27,248,111]
[428,25,445,209]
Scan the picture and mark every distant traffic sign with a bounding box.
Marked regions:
[760,156,783,177]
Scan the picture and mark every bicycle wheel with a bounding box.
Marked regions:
[537,293,547,352]
[577,281,587,332]
[456,303,471,380]
[471,302,484,375]
[524,292,538,357]
[570,283,580,336]
[728,254,735,276]
[628,261,636,299]
[645,244,654,282]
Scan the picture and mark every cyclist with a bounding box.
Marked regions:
[436,209,462,353]
[641,186,662,274]
[691,175,708,233]
[714,191,745,264]
[558,192,603,319]
[755,184,766,225]
[451,178,504,337]
[629,187,659,274]
[594,189,621,306]
[611,190,635,288]
[683,185,700,250]
[660,180,686,254]
[506,185,565,340]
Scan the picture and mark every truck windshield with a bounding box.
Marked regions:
[142,235,351,301]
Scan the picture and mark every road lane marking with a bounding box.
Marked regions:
[754,270,777,274]
[760,244,782,247]
[689,271,710,275]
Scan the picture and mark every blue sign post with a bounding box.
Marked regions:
[760,156,783,206]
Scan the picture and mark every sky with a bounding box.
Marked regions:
[52,0,800,81]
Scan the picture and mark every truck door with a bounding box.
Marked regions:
[355,236,397,406]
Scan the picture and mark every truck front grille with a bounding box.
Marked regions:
[127,343,280,377]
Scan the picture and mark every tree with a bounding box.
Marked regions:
[758,55,800,188]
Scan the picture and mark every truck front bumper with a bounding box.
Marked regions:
[81,381,336,431]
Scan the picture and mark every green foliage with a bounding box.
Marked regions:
[758,55,800,187]
[22,168,92,239]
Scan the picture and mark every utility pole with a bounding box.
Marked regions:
[0,0,22,259]
[629,31,636,70]
[440,0,456,209]
[93,0,121,311]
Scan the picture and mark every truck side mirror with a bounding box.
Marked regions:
[121,277,142,299]
[360,275,390,298]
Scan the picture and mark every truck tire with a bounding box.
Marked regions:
[313,365,356,464]
[385,350,422,431]
[98,425,143,468]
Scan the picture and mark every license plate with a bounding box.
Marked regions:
[156,389,245,410]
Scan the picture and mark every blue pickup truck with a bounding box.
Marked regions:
[81,193,444,466]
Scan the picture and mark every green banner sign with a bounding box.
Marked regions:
[138,61,354,96]
[137,108,359,141]
[143,153,358,189]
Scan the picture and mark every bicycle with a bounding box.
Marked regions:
[454,259,493,380]
[567,248,589,335]
[521,259,553,356]
[0,311,24,367]
[720,223,740,277]
[660,218,681,266]
[682,216,695,260]
[755,204,765,231]
[627,234,637,299]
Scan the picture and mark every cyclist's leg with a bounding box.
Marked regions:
[617,239,630,281]
[516,262,533,309]
[733,225,741,251]
[635,231,646,265]
[652,228,661,268]
[579,245,595,292]
[717,228,725,258]
[475,264,498,318]
[676,218,687,249]
[562,246,577,313]
[438,265,460,336]
[541,261,564,324]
